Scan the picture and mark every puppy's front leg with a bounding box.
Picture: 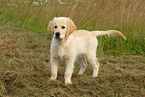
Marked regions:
[50,56,59,81]
[65,57,75,84]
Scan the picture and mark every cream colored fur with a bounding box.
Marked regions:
[48,17,126,84]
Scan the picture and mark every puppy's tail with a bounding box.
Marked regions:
[91,30,126,40]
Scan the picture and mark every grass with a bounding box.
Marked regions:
[0,22,145,96]
[0,0,144,55]
[0,0,145,96]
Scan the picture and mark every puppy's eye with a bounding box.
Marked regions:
[62,26,65,29]
[54,26,57,29]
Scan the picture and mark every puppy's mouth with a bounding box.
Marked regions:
[55,36,62,39]
[54,35,65,40]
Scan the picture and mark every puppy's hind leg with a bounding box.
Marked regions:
[94,58,100,77]
[77,56,87,75]
[86,53,100,77]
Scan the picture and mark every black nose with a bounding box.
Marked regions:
[55,32,60,37]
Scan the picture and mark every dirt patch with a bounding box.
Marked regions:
[0,22,145,96]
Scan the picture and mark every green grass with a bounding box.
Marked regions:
[0,0,144,55]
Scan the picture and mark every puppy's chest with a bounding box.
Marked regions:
[57,45,74,59]
[58,46,65,58]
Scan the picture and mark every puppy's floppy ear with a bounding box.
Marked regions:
[66,18,76,37]
[47,21,54,35]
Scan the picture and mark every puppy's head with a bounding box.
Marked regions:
[48,17,76,39]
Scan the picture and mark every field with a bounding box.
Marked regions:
[0,0,145,96]
[0,22,145,96]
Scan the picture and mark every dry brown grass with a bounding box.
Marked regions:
[0,22,145,96]
[1,0,145,32]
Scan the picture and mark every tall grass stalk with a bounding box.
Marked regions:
[0,0,144,55]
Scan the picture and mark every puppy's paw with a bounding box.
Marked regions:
[78,72,83,75]
[49,77,56,81]
[92,74,98,77]
[65,79,72,85]
[92,75,97,77]
[65,81,72,85]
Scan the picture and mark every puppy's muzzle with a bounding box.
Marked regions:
[55,32,60,39]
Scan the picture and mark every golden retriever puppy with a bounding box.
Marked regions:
[48,17,126,84]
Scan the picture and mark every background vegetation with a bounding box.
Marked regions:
[0,0,144,55]
[0,0,145,96]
